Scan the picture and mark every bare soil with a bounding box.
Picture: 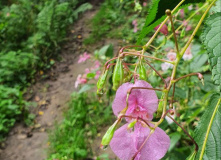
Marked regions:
[0,3,120,160]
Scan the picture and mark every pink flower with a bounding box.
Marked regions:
[85,68,90,74]
[155,24,168,35]
[143,2,147,7]
[110,81,170,160]
[180,9,185,18]
[112,80,158,120]
[167,52,176,61]
[110,123,170,160]
[6,13,10,17]
[183,46,193,61]
[95,70,101,79]
[75,74,87,88]
[77,52,91,63]
[132,20,138,33]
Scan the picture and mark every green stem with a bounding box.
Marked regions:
[199,98,221,160]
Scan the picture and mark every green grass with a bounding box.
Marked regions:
[47,92,112,160]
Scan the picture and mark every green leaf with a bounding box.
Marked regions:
[194,94,221,159]
[78,84,94,94]
[169,132,182,152]
[98,44,114,57]
[202,12,221,92]
[137,0,205,44]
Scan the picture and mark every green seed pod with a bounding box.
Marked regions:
[180,27,186,38]
[97,70,108,96]
[112,57,124,90]
[168,22,172,32]
[139,61,147,81]
[101,120,118,148]
[156,93,165,118]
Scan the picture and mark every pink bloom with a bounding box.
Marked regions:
[75,74,87,88]
[183,46,193,61]
[155,24,168,35]
[134,26,138,33]
[167,52,176,61]
[161,62,173,71]
[132,20,138,33]
[132,20,138,26]
[186,25,192,31]
[77,52,91,63]
[112,80,158,121]
[110,81,170,160]
[95,70,101,79]
[93,60,100,70]
[85,68,90,74]
[6,13,10,17]
[180,9,185,18]
[188,5,193,10]
[110,123,170,160]
[143,2,147,7]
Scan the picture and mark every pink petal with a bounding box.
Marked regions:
[95,70,101,79]
[110,123,170,160]
[85,68,90,74]
[180,9,185,18]
[155,24,168,35]
[77,52,91,64]
[143,2,147,7]
[167,52,176,61]
[112,80,158,120]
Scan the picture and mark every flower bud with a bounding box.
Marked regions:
[139,61,147,81]
[112,57,124,90]
[97,70,108,96]
[101,120,118,149]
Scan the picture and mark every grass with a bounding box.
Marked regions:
[47,92,113,160]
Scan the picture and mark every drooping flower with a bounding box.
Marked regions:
[143,2,147,7]
[110,123,170,160]
[77,52,91,63]
[112,80,158,120]
[154,24,168,35]
[183,46,193,61]
[75,74,87,88]
[110,80,170,160]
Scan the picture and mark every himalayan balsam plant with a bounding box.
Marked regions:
[97,0,221,160]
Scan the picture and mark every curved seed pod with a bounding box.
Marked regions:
[112,57,124,90]
[139,60,147,81]
[97,70,108,96]
[156,93,165,118]
[100,120,118,149]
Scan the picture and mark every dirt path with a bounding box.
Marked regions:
[0,3,120,160]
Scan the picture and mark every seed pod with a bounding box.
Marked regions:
[139,61,147,81]
[112,57,124,90]
[180,27,186,38]
[100,120,118,149]
[156,93,165,118]
[97,70,108,96]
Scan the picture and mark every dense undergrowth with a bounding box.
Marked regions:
[0,0,92,141]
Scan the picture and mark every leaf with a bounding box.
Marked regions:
[194,94,221,159]
[78,84,94,94]
[98,44,114,57]
[168,132,181,152]
[73,3,92,19]
[202,12,221,92]
[137,0,205,44]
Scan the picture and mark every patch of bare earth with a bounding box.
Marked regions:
[0,3,122,160]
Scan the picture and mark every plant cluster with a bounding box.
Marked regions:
[0,0,92,141]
